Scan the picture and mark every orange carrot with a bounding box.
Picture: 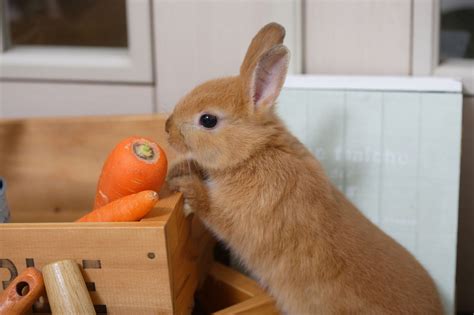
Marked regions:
[94,136,167,209]
[77,190,159,222]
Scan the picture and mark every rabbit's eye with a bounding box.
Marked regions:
[199,114,218,129]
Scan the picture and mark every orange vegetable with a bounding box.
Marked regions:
[77,190,159,222]
[94,136,167,209]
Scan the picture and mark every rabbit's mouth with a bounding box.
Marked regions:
[165,118,191,154]
[167,135,189,154]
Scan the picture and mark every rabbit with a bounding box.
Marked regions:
[166,22,443,315]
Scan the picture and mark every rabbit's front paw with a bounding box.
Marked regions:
[168,175,209,216]
[167,159,206,181]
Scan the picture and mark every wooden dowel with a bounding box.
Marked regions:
[42,260,95,315]
[0,267,44,315]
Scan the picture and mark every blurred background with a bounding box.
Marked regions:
[0,0,473,313]
[0,0,473,115]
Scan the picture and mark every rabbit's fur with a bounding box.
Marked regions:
[166,23,442,314]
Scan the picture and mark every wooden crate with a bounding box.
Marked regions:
[197,262,279,315]
[0,115,214,314]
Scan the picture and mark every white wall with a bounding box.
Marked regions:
[153,0,302,113]
[1,2,473,312]
[304,0,412,75]
[0,82,154,118]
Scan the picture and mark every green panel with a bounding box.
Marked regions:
[306,90,345,188]
[278,87,462,315]
[379,92,421,253]
[417,92,462,314]
[277,89,307,143]
[343,91,383,223]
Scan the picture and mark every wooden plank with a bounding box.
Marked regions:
[142,188,182,223]
[0,222,173,314]
[197,263,279,315]
[305,0,411,75]
[0,81,154,119]
[163,193,215,315]
[214,295,278,315]
[0,115,175,223]
[197,263,269,313]
[207,263,266,298]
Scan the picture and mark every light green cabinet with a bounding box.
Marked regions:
[278,75,462,315]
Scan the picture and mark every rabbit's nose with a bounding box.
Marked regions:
[165,116,172,134]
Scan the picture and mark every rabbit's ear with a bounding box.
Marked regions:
[240,23,285,79]
[246,44,289,111]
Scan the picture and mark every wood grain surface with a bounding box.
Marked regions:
[0,114,175,222]
[43,260,95,315]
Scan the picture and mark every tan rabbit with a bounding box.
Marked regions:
[166,23,443,315]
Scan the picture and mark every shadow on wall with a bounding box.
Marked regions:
[457,97,474,313]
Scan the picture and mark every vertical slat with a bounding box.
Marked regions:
[412,0,438,75]
[306,90,345,189]
[343,91,383,223]
[277,89,308,144]
[163,193,215,315]
[379,92,420,253]
[305,0,412,75]
[417,92,462,315]
[154,0,302,113]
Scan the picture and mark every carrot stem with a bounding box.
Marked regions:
[133,142,154,160]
